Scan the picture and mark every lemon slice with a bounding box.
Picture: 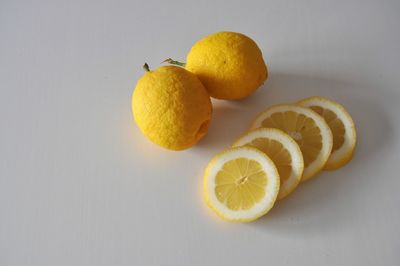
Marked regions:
[298,96,357,170]
[232,128,304,200]
[203,146,280,222]
[250,104,333,181]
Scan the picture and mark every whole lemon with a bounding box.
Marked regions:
[185,32,268,100]
[132,65,212,150]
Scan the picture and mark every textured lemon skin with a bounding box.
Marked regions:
[186,32,268,100]
[132,66,212,150]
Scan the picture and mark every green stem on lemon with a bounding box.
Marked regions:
[162,58,186,67]
[143,63,150,72]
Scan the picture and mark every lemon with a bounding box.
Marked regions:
[298,96,357,170]
[132,65,212,150]
[251,104,333,181]
[203,146,280,222]
[232,128,304,199]
[185,32,268,100]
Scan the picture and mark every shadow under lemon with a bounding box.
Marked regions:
[195,72,394,230]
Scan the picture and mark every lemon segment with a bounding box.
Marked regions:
[298,96,357,170]
[250,104,333,181]
[233,128,304,199]
[204,147,280,222]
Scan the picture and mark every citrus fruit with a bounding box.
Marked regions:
[203,146,280,222]
[132,65,212,150]
[232,128,304,199]
[250,104,333,181]
[298,96,357,170]
[185,32,268,100]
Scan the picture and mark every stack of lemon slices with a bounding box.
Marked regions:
[203,96,357,222]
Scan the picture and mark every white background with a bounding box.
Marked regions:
[1,0,400,265]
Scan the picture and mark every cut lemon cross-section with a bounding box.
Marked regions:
[203,146,280,222]
[298,96,357,170]
[232,128,304,200]
[250,104,333,181]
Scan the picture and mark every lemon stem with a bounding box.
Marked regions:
[162,58,186,67]
[143,63,150,72]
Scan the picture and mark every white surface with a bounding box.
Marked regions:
[1,0,399,265]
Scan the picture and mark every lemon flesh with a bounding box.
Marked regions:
[233,128,304,199]
[132,66,212,150]
[204,146,280,222]
[298,96,357,170]
[186,32,268,100]
[251,105,332,181]
[310,107,345,152]
[215,158,267,210]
